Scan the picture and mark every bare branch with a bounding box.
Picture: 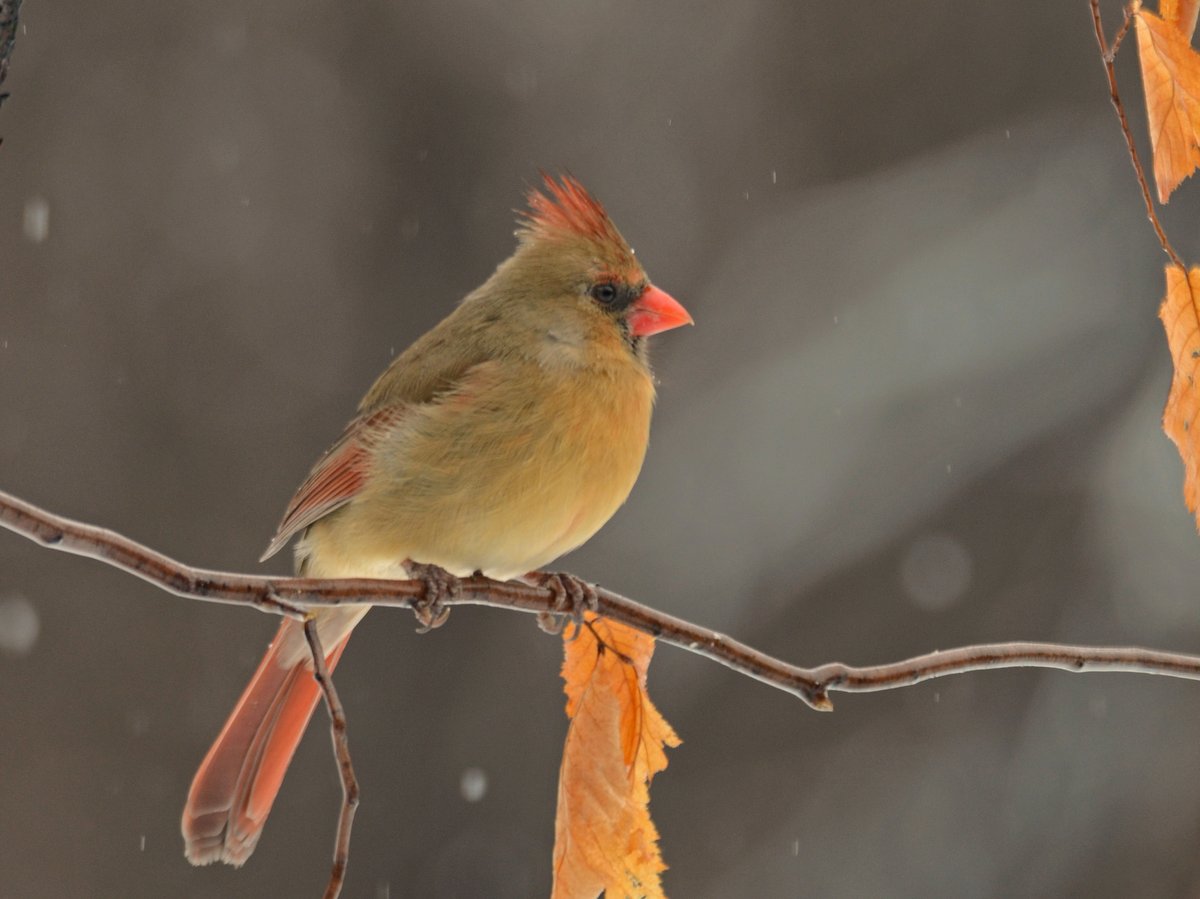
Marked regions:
[6,487,1200,708]
[1090,0,1186,270]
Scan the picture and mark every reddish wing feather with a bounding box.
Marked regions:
[260,406,403,561]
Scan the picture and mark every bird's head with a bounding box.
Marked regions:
[482,173,691,365]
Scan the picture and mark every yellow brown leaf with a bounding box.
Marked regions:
[1135,5,1200,202]
[1161,0,1200,40]
[551,615,681,899]
[1160,265,1200,523]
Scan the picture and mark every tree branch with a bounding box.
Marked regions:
[5,487,1200,711]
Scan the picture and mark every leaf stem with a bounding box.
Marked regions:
[1090,0,1185,270]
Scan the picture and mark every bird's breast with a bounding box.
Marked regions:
[304,358,656,580]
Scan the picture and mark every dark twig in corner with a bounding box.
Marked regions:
[7,486,1200,894]
[0,0,21,109]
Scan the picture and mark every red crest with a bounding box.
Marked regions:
[518,172,628,250]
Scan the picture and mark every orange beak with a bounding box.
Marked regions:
[626,285,693,338]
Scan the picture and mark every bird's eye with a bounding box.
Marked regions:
[591,282,619,305]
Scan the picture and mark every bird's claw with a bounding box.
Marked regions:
[529,571,599,636]
[406,562,459,633]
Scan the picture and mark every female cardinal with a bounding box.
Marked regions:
[181,174,692,866]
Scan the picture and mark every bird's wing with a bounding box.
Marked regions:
[259,405,406,562]
[262,298,505,564]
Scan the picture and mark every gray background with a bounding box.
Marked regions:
[3,0,1200,896]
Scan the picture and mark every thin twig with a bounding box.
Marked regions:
[302,618,359,899]
[1092,3,1200,466]
[806,642,1200,691]
[1090,0,1186,270]
[1110,8,1131,56]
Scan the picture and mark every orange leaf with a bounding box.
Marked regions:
[1162,0,1200,40]
[1160,265,1200,522]
[551,615,681,899]
[1135,4,1200,202]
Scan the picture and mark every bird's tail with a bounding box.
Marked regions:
[181,617,352,866]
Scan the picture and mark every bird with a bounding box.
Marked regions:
[180,173,692,866]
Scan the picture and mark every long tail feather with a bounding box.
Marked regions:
[181,618,351,866]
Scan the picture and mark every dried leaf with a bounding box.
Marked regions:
[1162,0,1200,40]
[1160,265,1200,522]
[551,615,681,899]
[1135,4,1200,202]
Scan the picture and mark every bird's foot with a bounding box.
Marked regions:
[527,571,599,636]
[405,562,460,633]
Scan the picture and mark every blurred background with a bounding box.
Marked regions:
[3,0,1200,896]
